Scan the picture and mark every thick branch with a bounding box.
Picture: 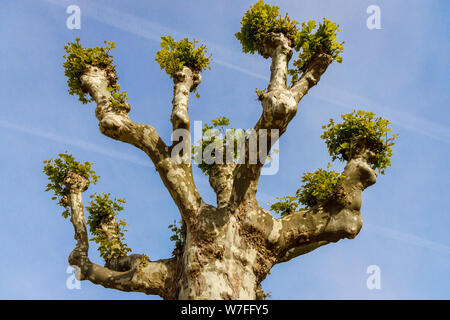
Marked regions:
[208,163,236,208]
[79,65,202,219]
[64,172,177,299]
[229,43,335,209]
[268,157,377,263]
[290,50,333,104]
[229,34,296,208]
[171,67,201,131]
[260,32,292,91]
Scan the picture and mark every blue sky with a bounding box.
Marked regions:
[0,0,449,299]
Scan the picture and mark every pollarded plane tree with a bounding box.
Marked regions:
[44,1,397,300]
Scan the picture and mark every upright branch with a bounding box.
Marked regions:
[230,1,344,207]
[85,192,132,269]
[63,38,210,220]
[192,117,238,207]
[155,36,210,132]
[44,154,177,299]
[171,67,201,131]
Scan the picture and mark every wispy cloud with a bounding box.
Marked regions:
[310,84,450,145]
[366,223,450,256]
[0,119,152,167]
[45,0,265,79]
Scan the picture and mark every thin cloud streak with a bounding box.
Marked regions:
[0,119,152,167]
[311,85,450,145]
[366,223,450,256]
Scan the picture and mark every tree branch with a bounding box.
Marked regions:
[268,156,377,263]
[289,50,333,104]
[229,33,296,208]
[229,39,335,210]
[64,172,177,299]
[260,32,292,91]
[171,67,201,131]
[208,163,236,208]
[79,65,202,219]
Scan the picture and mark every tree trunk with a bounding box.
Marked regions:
[178,213,265,299]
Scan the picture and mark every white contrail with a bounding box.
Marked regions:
[0,119,152,167]
[365,223,450,256]
[311,84,450,145]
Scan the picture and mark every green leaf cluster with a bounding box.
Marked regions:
[268,195,299,217]
[168,219,185,255]
[86,192,131,261]
[261,290,272,300]
[296,168,346,209]
[269,166,346,216]
[43,151,99,218]
[63,38,118,104]
[155,36,211,84]
[192,116,279,175]
[236,2,344,85]
[235,0,298,55]
[289,19,344,83]
[106,83,130,110]
[321,110,398,174]
[138,254,150,268]
[63,39,129,109]
[192,116,243,175]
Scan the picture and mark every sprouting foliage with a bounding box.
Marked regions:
[191,116,246,175]
[192,116,279,175]
[236,1,344,85]
[262,290,272,300]
[155,36,211,97]
[138,254,150,268]
[255,87,268,100]
[235,0,298,55]
[106,83,129,110]
[168,219,185,255]
[269,110,397,215]
[321,110,398,174]
[86,192,131,261]
[63,38,129,109]
[268,195,299,217]
[43,151,99,218]
[289,18,344,83]
[269,165,346,216]
[296,167,346,209]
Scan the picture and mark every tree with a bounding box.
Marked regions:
[44,1,397,300]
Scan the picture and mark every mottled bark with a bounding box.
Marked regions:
[270,157,377,263]
[208,163,236,208]
[64,172,178,299]
[80,66,202,221]
[63,33,376,300]
[171,67,201,131]
[229,33,332,208]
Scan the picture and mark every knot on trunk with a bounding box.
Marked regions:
[173,67,202,92]
[260,32,293,59]
[345,158,377,190]
[302,49,333,86]
[64,172,89,193]
[260,90,297,126]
